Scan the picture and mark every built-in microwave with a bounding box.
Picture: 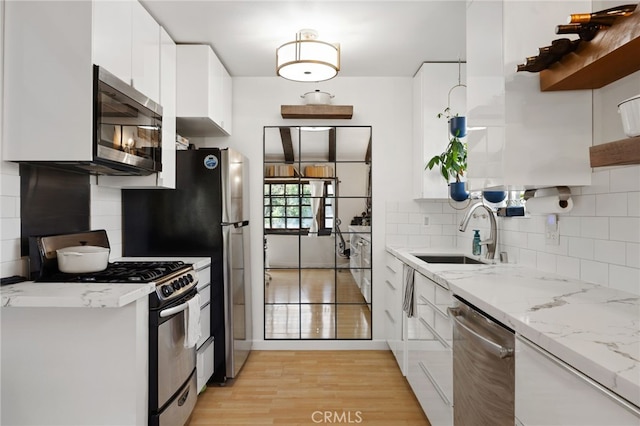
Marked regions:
[93,65,162,175]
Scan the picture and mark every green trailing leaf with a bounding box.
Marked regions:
[424,112,467,183]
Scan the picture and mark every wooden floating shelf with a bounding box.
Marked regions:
[281,105,353,119]
[540,5,640,91]
[589,137,640,167]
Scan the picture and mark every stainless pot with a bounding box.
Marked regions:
[301,90,334,105]
[56,245,110,273]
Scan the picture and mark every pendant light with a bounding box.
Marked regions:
[276,29,340,82]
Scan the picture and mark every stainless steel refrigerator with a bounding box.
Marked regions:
[122,148,252,383]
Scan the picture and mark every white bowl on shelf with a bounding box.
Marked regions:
[618,94,640,137]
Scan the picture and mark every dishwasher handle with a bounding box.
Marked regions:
[448,307,514,359]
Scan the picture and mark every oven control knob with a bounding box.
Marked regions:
[172,280,181,290]
[161,285,173,296]
[187,274,194,283]
[177,277,185,287]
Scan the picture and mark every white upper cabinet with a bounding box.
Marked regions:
[93,0,160,103]
[92,0,133,85]
[413,62,466,199]
[131,1,160,103]
[176,45,232,136]
[466,0,592,190]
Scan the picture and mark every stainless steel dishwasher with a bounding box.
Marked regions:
[448,296,515,426]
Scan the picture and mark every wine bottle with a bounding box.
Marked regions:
[567,4,637,26]
[556,23,606,41]
[538,38,581,58]
[516,52,558,73]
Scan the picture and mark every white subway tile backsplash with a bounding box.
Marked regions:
[0,196,17,218]
[430,235,455,248]
[386,212,409,224]
[556,255,580,280]
[418,202,444,214]
[594,240,627,266]
[560,216,581,237]
[596,193,628,217]
[568,237,595,260]
[397,201,421,213]
[519,249,537,269]
[580,169,609,195]
[609,265,640,294]
[580,260,609,286]
[1,218,20,240]
[610,217,640,243]
[0,173,20,197]
[580,217,609,240]
[407,234,430,247]
[627,243,640,268]
[536,252,557,273]
[609,165,640,193]
[628,192,640,217]
[570,194,596,216]
[397,223,420,235]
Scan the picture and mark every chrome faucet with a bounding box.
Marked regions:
[459,202,497,260]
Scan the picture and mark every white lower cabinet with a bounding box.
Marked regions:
[516,336,640,425]
[196,265,214,393]
[407,271,453,426]
[384,252,406,375]
[197,339,214,393]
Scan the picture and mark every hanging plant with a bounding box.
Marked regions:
[425,108,467,183]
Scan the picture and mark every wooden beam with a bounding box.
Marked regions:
[279,127,294,163]
[589,137,640,167]
[281,105,353,119]
[328,128,336,162]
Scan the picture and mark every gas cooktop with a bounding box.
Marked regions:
[35,261,189,283]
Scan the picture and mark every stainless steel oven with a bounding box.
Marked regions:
[149,287,199,426]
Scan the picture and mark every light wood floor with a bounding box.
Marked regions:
[265,269,371,339]
[188,350,430,426]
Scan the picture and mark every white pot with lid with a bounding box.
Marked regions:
[301,90,334,105]
[56,245,110,273]
[618,94,640,137]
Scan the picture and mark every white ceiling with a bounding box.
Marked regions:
[140,0,467,78]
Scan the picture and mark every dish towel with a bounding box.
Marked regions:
[184,293,201,348]
[402,264,415,317]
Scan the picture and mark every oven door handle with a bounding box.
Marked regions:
[160,297,194,318]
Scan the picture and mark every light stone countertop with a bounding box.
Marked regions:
[0,257,211,309]
[387,246,640,409]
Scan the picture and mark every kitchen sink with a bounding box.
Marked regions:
[414,255,485,265]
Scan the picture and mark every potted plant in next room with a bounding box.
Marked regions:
[425,107,469,201]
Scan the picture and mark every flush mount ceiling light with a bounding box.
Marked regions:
[276,29,340,82]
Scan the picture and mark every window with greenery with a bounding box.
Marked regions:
[264,181,333,233]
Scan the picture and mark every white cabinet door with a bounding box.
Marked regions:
[413,62,466,199]
[466,0,592,190]
[516,336,640,425]
[176,44,232,136]
[3,0,94,162]
[131,0,160,103]
[384,252,406,375]
[92,0,133,85]
[222,66,233,133]
[157,26,177,189]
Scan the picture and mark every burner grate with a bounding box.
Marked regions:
[36,261,190,284]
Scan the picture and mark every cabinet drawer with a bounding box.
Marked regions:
[385,253,403,279]
[196,266,211,288]
[196,338,214,393]
[414,272,435,304]
[516,336,640,425]
[197,303,211,349]
[434,282,452,313]
[198,284,211,308]
[407,352,453,426]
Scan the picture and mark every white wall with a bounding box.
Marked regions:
[387,71,640,296]
[197,76,413,348]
